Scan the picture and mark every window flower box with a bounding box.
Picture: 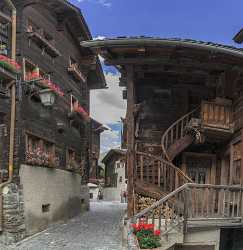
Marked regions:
[26,148,59,168]
[25,70,64,97]
[73,103,90,122]
[0,55,21,74]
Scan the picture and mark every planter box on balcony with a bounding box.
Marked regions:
[68,64,86,82]
[0,60,20,80]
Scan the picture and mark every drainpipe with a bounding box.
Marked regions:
[0,0,17,231]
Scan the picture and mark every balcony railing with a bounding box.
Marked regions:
[27,31,61,58]
[0,55,21,80]
[201,99,233,132]
[68,64,86,82]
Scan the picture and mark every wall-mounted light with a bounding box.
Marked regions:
[39,89,56,107]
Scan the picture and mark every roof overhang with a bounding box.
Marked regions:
[102,149,127,164]
[81,38,243,86]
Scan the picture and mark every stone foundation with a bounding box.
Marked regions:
[0,183,26,245]
[80,185,90,212]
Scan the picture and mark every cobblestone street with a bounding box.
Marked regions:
[0,201,126,250]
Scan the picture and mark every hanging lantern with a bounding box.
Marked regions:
[39,89,56,107]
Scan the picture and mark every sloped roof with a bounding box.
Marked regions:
[102,149,127,164]
[81,36,243,59]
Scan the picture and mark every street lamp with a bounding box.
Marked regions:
[39,88,56,107]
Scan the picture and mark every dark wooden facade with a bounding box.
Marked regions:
[0,0,105,182]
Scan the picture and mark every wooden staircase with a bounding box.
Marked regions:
[130,100,238,250]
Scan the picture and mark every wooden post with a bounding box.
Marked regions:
[229,142,234,185]
[126,65,135,217]
[240,129,243,185]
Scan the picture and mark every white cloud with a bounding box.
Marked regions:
[77,0,111,7]
[90,72,126,124]
[100,129,121,153]
[94,36,106,41]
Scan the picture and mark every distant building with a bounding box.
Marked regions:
[102,149,127,202]
[88,183,99,201]
[89,119,107,183]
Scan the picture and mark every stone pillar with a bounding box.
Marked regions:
[0,183,25,245]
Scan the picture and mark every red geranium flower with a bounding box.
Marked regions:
[154,229,161,236]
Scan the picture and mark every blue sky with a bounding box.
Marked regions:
[70,0,243,153]
[71,0,242,46]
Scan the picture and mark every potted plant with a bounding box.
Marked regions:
[131,223,161,249]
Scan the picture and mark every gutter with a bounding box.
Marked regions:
[0,0,17,231]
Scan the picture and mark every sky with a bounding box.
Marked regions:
[70,0,243,153]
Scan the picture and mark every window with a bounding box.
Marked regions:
[42,204,50,213]
[0,22,9,56]
[89,193,93,199]
[119,176,123,183]
[233,159,241,185]
[24,59,50,81]
[26,134,56,167]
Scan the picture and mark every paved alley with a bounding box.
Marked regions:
[1,201,126,250]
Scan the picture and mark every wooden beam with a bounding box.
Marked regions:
[126,65,135,217]
[105,57,242,73]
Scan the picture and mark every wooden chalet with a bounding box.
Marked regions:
[0,0,106,244]
[82,37,243,250]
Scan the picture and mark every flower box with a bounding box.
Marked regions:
[73,104,90,122]
[68,64,86,82]
[25,71,64,97]
[26,149,59,168]
[0,55,21,74]
[131,223,162,250]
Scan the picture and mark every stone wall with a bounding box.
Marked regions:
[19,165,82,236]
[80,185,90,212]
[0,183,26,245]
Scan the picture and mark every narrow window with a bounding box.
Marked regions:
[42,204,50,213]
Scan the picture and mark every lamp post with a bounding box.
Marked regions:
[22,78,57,107]
[39,89,56,107]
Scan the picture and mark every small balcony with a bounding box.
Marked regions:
[27,31,61,58]
[200,98,233,140]
[68,64,86,82]
[0,55,21,81]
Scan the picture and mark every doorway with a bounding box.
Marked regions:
[182,152,216,184]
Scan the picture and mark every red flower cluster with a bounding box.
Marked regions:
[39,79,64,97]
[0,55,21,72]
[25,71,64,97]
[73,103,90,121]
[131,223,161,236]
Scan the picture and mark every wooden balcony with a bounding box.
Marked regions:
[27,31,61,58]
[0,11,11,24]
[68,64,86,82]
[200,99,233,140]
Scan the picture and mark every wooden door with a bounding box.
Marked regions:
[183,152,216,184]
